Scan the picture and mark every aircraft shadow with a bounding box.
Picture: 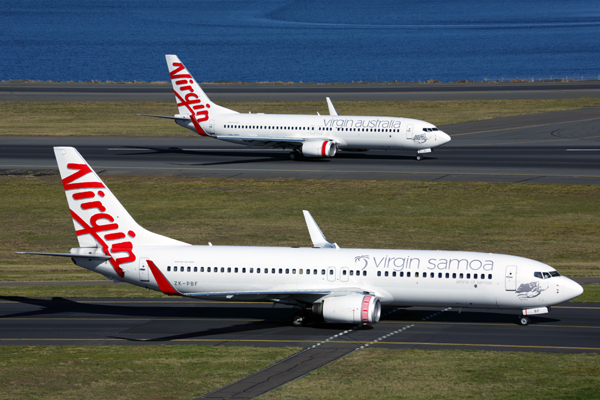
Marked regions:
[382,307,560,325]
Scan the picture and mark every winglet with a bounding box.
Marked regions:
[302,211,337,248]
[147,260,182,296]
[326,97,338,116]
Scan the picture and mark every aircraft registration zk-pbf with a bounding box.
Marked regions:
[19,147,583,326]
[141,55,452,161]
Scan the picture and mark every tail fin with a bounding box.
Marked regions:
[165,54,237,136]
[54,147,189,277]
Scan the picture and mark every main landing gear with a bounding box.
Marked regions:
[289,150,302,160]
[519,315,530,326]
[416,154,423,161]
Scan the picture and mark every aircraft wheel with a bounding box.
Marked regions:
[289,151,300,160]
[416,154,422,161]
[292,312,307,327]
[519,315,530,326]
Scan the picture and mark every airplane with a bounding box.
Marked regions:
[18,147,583,327]
[141,55,452,161]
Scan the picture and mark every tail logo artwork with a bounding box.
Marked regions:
[63,163,136,277]
[170,62,210,136]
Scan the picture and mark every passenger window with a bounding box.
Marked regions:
[307,269,311,275]
[356,270,360,276]
[377,271,381,277]
[474,273,477,279]
[250,268,253,273]
[167,266,171,272]
[343,270,347,275]
[257,268,261,273]
[322,269,326,275]
[385,271,389,277]
[272,268,276,273]
[221,267,224,273]
[459,273,464,279]
[362,271,367,276]
[279,268,283,274]
[438,273,442,278]
[242,268,246,273]
[415,272,419,278]
[286,269,289,274]
[315,269,318,275]
[201,267,205,272]
[292,269,296,274]
[400,271,404,277]
[299,269,303,274]
[329,269,333,275]
[174,266,178,272]
[235,267,238,273]
[186,266,190,272]
[466,273,470,279]
[488,274,492,279]
[350,270,353,276]
[407,272,411,277]
[452,273,456,278]
[194,267,197,272]
[264,268,268,273]
[445,273,449,278]
[392,271,396,277]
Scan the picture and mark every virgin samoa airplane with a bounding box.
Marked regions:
[141,55,451,161]
[19,147,583,327]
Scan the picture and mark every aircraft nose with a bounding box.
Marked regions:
[563,278,584,302]
[437,131,451,146]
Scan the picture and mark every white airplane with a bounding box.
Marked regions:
[19,147,583,327]
[141,55,451,161]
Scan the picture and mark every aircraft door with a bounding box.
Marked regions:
[139,257,150,282]
[340,267,349,282]
[505,265,517,291]
[406,124,414,139]
[207,119,215,134]
[327,267,336,282]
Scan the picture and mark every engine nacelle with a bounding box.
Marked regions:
[312,294,381,324]
[301,140,337,158]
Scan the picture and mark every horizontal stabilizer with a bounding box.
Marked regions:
[17,251,111,259]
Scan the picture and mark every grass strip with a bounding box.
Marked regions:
[1,98,599,136]
[262,349,600,400]
[3,175,600,279]
[0,345,299,400]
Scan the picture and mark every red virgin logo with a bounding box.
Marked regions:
[63,163,136,277]
[170,62,210,136]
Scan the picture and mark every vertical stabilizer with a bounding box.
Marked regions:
[54,147,189,277]
[165,54,237,135]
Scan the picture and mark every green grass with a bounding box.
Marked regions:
[1,98,599,136]
[0,345,299,400]
[3,175,600,279]
[262,349,600,400]
[575,284,600,302]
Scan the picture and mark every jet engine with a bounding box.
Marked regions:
[301,140,337,158]
[312,294,381,324]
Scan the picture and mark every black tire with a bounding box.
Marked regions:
[519,315,530,326]
[292,312,306,327]
[416,155,422,161]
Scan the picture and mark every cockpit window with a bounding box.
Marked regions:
[549,271,561,277]
[534,272,542,279]
[542,272,551,279]
[535,271,559,279]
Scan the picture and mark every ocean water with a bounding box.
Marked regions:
[1,0,599,83]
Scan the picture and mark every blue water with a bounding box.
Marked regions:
[1,0,599,82]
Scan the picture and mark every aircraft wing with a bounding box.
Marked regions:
[17,251,111,260]
[182,287,368,304]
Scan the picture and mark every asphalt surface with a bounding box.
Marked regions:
[2,81,600,102]
[2,107,600,184]
[1,297,597,353]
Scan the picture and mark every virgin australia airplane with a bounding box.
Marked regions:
[141,55,451,161]
[20,147,582,326]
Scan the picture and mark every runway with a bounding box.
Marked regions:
[2,81,600,102]
[1,297,598,353]
[2,108,600,184]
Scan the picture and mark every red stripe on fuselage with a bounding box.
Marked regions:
[147,260,181,296]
